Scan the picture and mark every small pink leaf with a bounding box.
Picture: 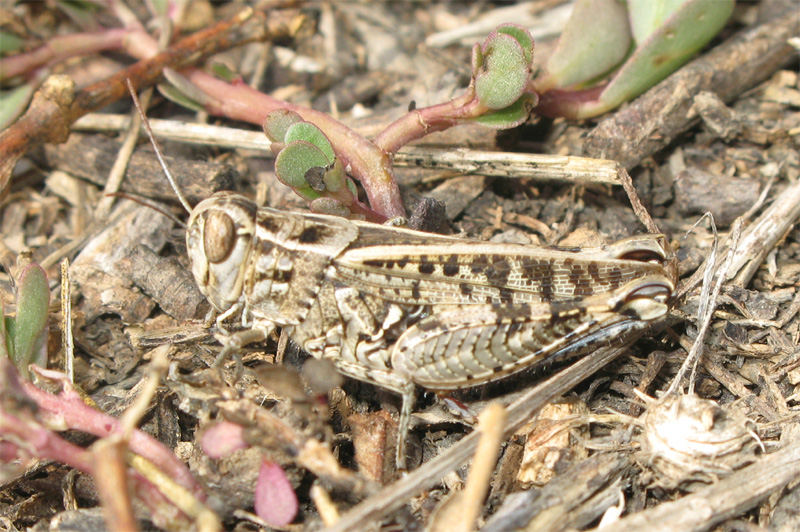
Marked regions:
[200,421,248,459]
[254,460,298,527]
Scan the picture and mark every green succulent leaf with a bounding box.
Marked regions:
[0,32,26,54]
[5,316,15,359]
[284,122,335,165]
[157,83,206,113]
[210,62,240,83]
[0,84,35,130]
[469,94,538,129]
[628,0,687,44]
[274,140,331,200]
[263,109,303,143]
[475,32,528,110]
[493,23,534,66]
[0,302,9,361]
[541,0,632,92]
[346,177,358,199]
[322,159,348,194]
[13,263,49,379]
[590,0,734,118]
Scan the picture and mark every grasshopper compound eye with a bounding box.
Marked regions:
[203,210,236,263]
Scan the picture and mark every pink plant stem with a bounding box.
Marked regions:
[373,91,480,154]
[0,29,129,80]
[0,412,95,473]
[186,71,405,219]
[20,370,205,499]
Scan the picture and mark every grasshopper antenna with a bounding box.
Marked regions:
[126,78,193,214]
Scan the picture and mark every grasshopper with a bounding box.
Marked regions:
[130,87,676,470]
[188,194,675,467]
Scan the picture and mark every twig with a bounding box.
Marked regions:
[590,438,800,532]
[394,148,622,185]
[0,7,299,194]
[73,114,627,187]
[453,403,507,532]
[676,176,800,301]
[60,258,74,383]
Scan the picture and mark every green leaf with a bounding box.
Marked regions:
[542,0,632,91]
[13,264,49,379]
[493,23,534,66]
[211,62,240,83]
[157,83,206,113]
[0,84,35,130]
[284,122,335,165]
[322,159,348,194]
[0,301,9,361]
[5,316,16,359]
[469,94,537,129]
[475,33,528,110]
[628,0,687,44]
[0,32,26,54]
[274,141,330,200]
[263,109,303,143]
[590,0,734,118]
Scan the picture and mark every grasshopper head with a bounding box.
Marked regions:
[186,192,257,313]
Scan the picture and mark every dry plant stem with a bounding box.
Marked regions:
[93,439,138,532]
[726,177,800,287]
[483,452,634,532]
[453,402,507,532]
[311,484,341,527]
[0,7,297,194]
[74,113,273,150]
[583,3,799,169]
[322,340,636,532]
[676,176,800,301]
[394,147,622,185]
[130,455,221,532]
[61,258,74,383]
[592,438,800,532]
[119,345,171,437]
[21,367,204,499]
[668,219,739,396]
[95,87,153,219]
[74,114,628,188]
[185,72,404,219]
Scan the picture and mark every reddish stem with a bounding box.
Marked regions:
[373,89,482,154]
[0,8,297,195]
[186,72,405,219]
[22,367,205,499]
[0,29,129,80]
[533,84,607,119]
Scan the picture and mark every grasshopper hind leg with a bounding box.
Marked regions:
[331,358,417,471]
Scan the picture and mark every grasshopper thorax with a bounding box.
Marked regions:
[186,191,258,313]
